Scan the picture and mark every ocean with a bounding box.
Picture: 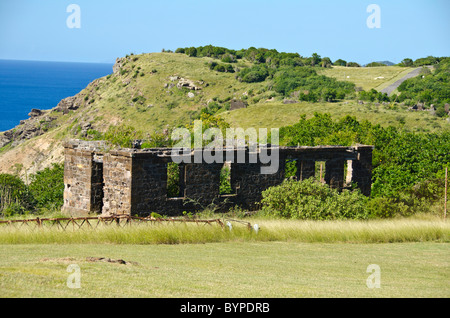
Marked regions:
[0,59,113,132]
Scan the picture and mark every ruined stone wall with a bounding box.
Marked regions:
[231,160,286,209]
[348,146,373,196]
[62,140,107,216]
[102,151,133,215]
[130,153,171,216]
[62,147,93,215]
[62,141,374,217]
[184,162,223,208]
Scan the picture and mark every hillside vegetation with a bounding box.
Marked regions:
[0,46,449,218]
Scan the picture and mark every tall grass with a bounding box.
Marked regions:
[257,218,449,243]
[0,217,448,244]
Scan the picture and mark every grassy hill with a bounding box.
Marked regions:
[317,65,416,91]
[221,99,446,132]
[0,51,448,177]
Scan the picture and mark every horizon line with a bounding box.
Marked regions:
[0,58,114,65]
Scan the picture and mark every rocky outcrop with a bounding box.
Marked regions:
[54,95,82,114]
[0,133,9,149]
[28,108,43,117]
[283,99,298,104]
[0,108,58,149]
[177,78,202,90]
[168,76,205,91]
[113,57,126,74]
[230,99,248,110]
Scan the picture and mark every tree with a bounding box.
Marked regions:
[221,53,236,63]
[401,58,413,67]
[186,47,197,57]
[347,62,361,67]
[366,62,387,67]
[0,173,33,215]
[322,88,337,102]
[238,65,269,83]
[311,53,322,66]
[334,59,347,66]
[414,56,438,66]
[29,163,64,211]
[254,53,266,64]
[321,57,332,68]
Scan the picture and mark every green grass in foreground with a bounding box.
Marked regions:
[0,242,448,297]
[0,217,448,297]
[0,217,448,244]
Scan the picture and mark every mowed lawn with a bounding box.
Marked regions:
[0,241,448,298]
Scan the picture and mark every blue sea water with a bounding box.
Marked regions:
[0,59,113,132]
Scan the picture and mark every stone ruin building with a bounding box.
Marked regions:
[62,140,374,217]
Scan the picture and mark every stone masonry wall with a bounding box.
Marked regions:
[62,141,374,216]
[62,140,107,216]
[62,147,94,215]
[184,162,223,208]
[102,151,133,215]
[349,146,373,196]
[130,153,171,216]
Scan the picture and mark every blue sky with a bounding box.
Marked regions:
[0,0,449,64]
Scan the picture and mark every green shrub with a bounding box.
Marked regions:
[334,59,347,66]
[186,47,198,57]
[366,197,400,218]
[0,174,32,216]
[238,65,269,83]
[209,61,235,73]
[398,58,450,107]
[167,162,180,198]
[28,163,64,211]
[219,166,232,194]
[366,62,387,67]
[214,64,226,72]
[103,124,144,148]
[260,179,369,220]
[221,53,236,63]
[85,129,103,140]
[272,67,354,98]
[132,96,146,105]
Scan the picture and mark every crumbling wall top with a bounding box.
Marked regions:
[63,139,109,152]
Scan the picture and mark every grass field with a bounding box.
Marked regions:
[0,217,448,298]
[0,242,448,298]
[317,65,416,91]
[221,99,449,133]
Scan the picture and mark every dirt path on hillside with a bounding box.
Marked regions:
[380,66,431,95]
